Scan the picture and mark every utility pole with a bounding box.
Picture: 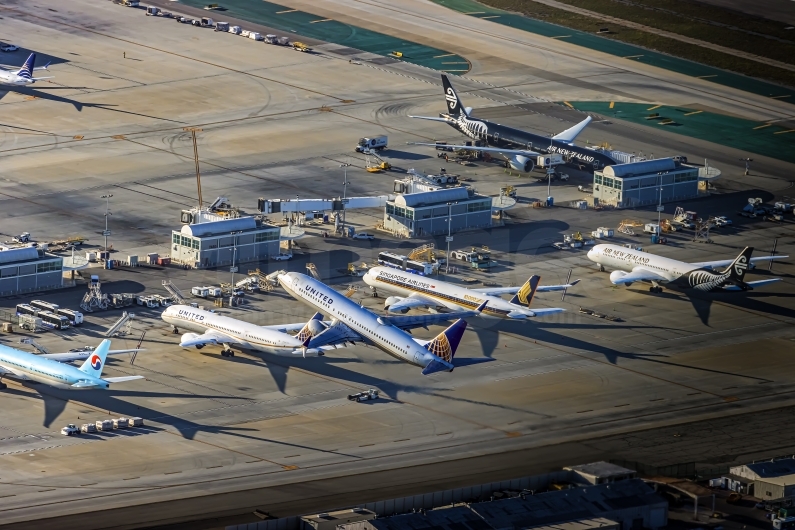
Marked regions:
[657,172,663,232]
[230,231,240,286]
[101,193,113,252]
[184,127,204,208]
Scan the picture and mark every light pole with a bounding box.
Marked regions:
[101,194,113,252]
[340,162,350,234]
[445,202,456,274]
[230,231,241,286]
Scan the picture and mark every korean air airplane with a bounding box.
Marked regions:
[0,53,53,86]
[363,266,574,319]
[278,272,485,375]
[0,339,143,390]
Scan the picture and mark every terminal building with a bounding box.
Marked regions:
[0,247,64,297]
[592,158,701,209]
[383,187,492,238]
[171,216,281,269]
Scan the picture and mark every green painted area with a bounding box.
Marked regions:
[432,0,795,104]
[179,0,470,72]
[568,101,795,164]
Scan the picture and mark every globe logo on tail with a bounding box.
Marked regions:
[90,354,102,371]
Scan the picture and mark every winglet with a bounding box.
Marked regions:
[552,116,592,144]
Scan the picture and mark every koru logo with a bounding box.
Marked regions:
[445,87,458,110]
[734,256,748,276]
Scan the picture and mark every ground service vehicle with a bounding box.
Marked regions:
[377,252,434,275]
[39,311,70,330]
[61,424,80,436]
[80,423,97,433]
[351,232,375,240]
[0,44,19,52]
[96,420,113,431]
[348,389,379,402]
[355,136,388,153]
[16,304,38,317]
[30,300,59,313]
[56,308,84,325]
[272,253,293,261]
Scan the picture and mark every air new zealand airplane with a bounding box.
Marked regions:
[409,75,619,172]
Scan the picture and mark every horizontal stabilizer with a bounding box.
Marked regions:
[723,278,781,291]
[408,115,452,123]
[421,359,454,375]
[103,375,145,383]
[71,381,100,388]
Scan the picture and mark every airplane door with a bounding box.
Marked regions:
[493,132,500,144]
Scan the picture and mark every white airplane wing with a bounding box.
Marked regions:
[471,280,581,296]
[40,349,143,363]
[179,330,242,348]
[610,267,669,285]
[387,294,438,313]
[263,322,322,333]
[408,142,541,157]
[692,255,788,270]
[408,115,452,123]
[103,375,145,383]
[551,116,592,144]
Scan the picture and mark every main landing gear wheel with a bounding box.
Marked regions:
[649,286,663,293]
[221,349,235,357]
[172,326,179,334]
[598,264,605,272]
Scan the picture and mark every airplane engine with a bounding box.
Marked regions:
[508,155,534,173]
[178,333,206,349]
[302,348,324,358]
[305,319,327,336]
[609,270,631,285]
[384,296,407,313]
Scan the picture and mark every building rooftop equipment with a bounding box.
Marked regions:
[338,505,490,530]
[526,517,619,530]
[602,158,677,179]
[180,216,258,237]
[394,187,470,208]
[565,462,638,485]
[0,246,40,264]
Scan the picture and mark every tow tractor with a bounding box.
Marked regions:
[364,150,392,172]
[348,389,379,402]
[61,424,80,436]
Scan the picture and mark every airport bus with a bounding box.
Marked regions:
[377,251,434,276]
[15,304,38,317]
[56,308,84,326]
[30,300,60,313]
[38,311,70,330]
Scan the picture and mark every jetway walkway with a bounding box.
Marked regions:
[105,312,135,338]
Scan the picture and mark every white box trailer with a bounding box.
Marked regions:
[536,154,564,168]
[248,32,263,41]
[228,25,242,35]
[215,21,229,32]
[96,419,113,431]
[129,417,144,427]
[355,136,388,152]
[113,418,130,429]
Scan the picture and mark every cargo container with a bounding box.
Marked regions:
[96,419,113,431]
[113,417,130,429]
[129,417,144,427]
[81,423,97,433]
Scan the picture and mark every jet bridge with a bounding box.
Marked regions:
[257,196,391,214]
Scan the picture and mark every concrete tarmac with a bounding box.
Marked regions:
[0,1,793,528]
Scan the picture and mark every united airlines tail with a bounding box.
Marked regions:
[15,53,36,80]
[723,247,753,283]
[78,339,111,378]
[509,276,540,307]
[421,319,468,375]
[295,312,325,343]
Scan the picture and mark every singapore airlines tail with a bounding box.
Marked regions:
[78,339,111,378]
[421,319,468,375]
[509,276,540,307]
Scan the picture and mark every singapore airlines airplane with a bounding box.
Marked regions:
[587,244,786,292]
[0,339,143,390]
[363,266,575,319]
[278,272,485,375]
[0,53,52,86]
[161,304,323,357]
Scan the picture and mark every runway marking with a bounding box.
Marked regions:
[563,101,573,108]
[697,74,717,78]
[649,398,664,402]
[774,129,795,134]
[164,471,182,475]
[683,110,702,116]
[647,104,662,110]
[441,69,469,72]
[753,123,773,130]
[494,367,573,382]
[623,54,643,59]
[359,443,374,447]
[275,9,297,14]
[436,432,451,436]
[481,15,500,19]
[551,35,571,39]
[310,18,332,23]
[122,477,139,481]
[434,53,455,58]
[770,94,791,99]
[462,11,486,14]
[609,101,614,109]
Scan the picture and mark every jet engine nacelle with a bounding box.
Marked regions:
[385,296,408,313]
[179,332,208,349]
[508,155,534,173]
[301,348,324,358]
[609,270,631,285]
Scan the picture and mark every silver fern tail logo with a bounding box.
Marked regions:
[734,255,748,277]
[446,87,458,111]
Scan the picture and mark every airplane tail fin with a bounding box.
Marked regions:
[722,247,753,282]
[552,116,592,144]
[441,74,467,117]
[295,312,325,343]
[424,318,467,363]
[78,339,111,378]
[509,275,540,307]
[15,53,36,80]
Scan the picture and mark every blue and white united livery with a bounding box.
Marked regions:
[0,53,53,86]
[363,266,573,319]
[0,339,144,390]
[588,244,787,293]
[278,272,485,375]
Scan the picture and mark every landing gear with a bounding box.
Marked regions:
[221,347,235,358]
[171,326,179,334]
[649,286,663,293]
[598,264,605,272]
[370,286,378,298]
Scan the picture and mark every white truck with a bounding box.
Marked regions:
[355,136,388,153]
[643,223,660,235]
[348,389,379,402]
[61,424,80,436]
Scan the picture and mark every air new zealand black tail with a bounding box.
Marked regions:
[722,247,753,283]
[441,74,467,117]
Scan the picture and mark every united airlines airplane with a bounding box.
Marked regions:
[409,75,617,171]
[278,272,485,375]
[588,244,786,292]
[0,339,143,390]
[0,53,52,86]
[363,266,574,319]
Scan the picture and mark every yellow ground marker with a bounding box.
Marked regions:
[647,104,661,111]
[609,101,614,109]
[551,35,571,39]
[623,55,643,59]
[481,15,500,19]
[434,53,455,58]
[774,129,795,134]
[753,123,772,130]
[658,119,674,125]
[697,74,717,79]
[683,110,702,116]
[563,101,573,108]
[770,94,792,99]
[275,9,297,14]
[310,18,332,23]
